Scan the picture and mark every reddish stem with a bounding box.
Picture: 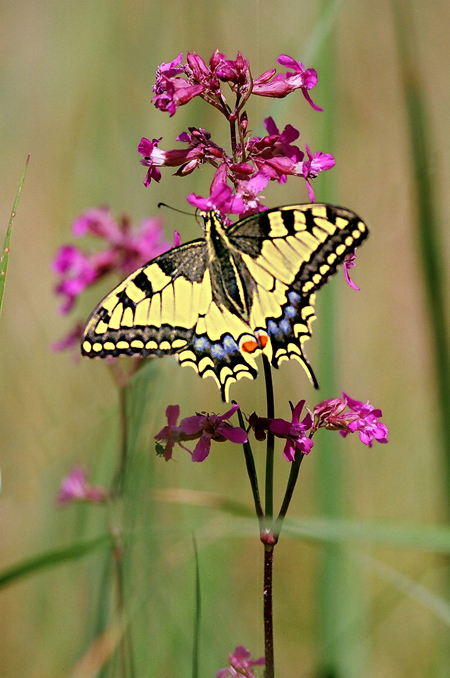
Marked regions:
[263,545,275,678]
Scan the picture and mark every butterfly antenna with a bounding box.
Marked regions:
[157,202,195,217]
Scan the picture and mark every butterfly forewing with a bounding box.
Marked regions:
[82,204,368,400]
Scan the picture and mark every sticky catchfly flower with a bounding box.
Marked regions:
[179,404,248,462]
[56,467,108,506]
[216,646,265,678]
[269,400,314,461]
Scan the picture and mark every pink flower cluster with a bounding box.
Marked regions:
[247,392,388,461]
[139,51,335,217]
[216,646,265,678]
[155,404,248,462]
[52,207,173,352]
[155,394,388,464]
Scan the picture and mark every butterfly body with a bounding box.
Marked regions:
[82,204,368,400]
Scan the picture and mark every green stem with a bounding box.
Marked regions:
[112,385,128,498]
[262,355,275,523]
[273,451,306,539]
[235,406,265,529]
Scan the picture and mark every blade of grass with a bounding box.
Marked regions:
[151,493,450,554]
[392,1,450,504]
[282,517,450,553]
[0,154,30,322]
[0,534,113,590]
[311,1,365,675]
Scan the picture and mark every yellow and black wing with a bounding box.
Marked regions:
[226,203,368,383]
[81,238,262,399]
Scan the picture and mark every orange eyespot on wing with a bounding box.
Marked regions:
[240,337,260,354]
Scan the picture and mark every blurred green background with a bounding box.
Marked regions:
[1,0,450,676]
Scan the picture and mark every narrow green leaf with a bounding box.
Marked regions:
[0,534,113,590]
[0,155,30,321]
[282,517,450,553]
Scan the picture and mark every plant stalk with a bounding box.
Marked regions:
[263,545,275,678]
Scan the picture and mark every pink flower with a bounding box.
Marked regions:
[313,397,360,432]
[50,322,84,354]
[187,179,245,219]
[263,117,303,162]
[52,246,98,314]
[52,209,172,315]
[270,400,314,461]
[340,392,389,447]
[152,53,205,116]
[234,171,270,217]
[154,405,195,461]
[253,54,322,111]
[247,413,272,442]
[300,145,336,201]
[56,467,108,506]
[343,249,360,290]
[180,404,248,462]
[216,51,250,91]
[137,137,164,185]
[216,646,265,678]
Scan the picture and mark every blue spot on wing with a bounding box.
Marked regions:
[279,319,290,334]
[288,291,300,304]
[211,344,226,359]
[268,320,278,337]
[223,335,239,355]
[285,305,296,319]
[194,336,210,352]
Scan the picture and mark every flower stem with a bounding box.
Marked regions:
[112,385,128,498]
[273,451,305,539]
[235,405,265,530]
[262,355,275,523]
[263,545,275,678]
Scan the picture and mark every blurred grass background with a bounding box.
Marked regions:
[1,0,450,676]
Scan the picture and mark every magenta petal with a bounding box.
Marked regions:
[180,415,205,435]
[192,435,211,462]
[165,404,180,427]
[291,400,305,423]
[247,171,270,193]
[220,426,248,444]
[186,193,210,211]
[302,88,323,112]
[277,54,299,69]
[344,262,360,291]
[138,137,154,156]
[220,403,240,420]
[163,439,175,461]
[298,437,314,454]
[283,439,296,462]
[270,418,292,437]
[305,179,315,202]
[264,116,279,135]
